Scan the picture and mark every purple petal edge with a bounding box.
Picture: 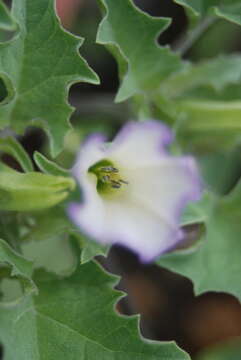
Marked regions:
[68,202,106,242]
[139,229,185,264]
[174,156,203,222]
[112,227,185,264]
[68,202,82,228]
[68,199,185,263]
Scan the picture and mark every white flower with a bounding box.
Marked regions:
[68,120,201,262]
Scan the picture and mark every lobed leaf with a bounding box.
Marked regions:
[0,0,99,157]
[97,0,185,102]
[174,0,241,26]
[19,206,79,275]
[156,55,241,151]
[20,205,109,267]
[0,1,16,32]
[0,261,190,359]
[21,206,73,243]
[80,237,109,264]
[158,181,241,301]
[160,55,241,99]
[0,238,35,296]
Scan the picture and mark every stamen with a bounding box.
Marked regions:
[111,180,121,189]
[90,161,128,192]
[112,167,119,173]
[119,179,129,184]
[100,166,119,173]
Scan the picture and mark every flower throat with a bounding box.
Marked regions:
[88,159,128,194]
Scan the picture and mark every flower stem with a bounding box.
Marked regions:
[173,16,217,56]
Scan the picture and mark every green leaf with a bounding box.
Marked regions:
[19,206,78,275]
[0,238,35,296]
[0,0,99,157]
[22,234,78,276]
[0,238,32,279]
[0,1,16,32]
[156,56,241,151]
[0,261,190,359]
[0,169,75,211]
[196,338,241,360]
[154,97,241,151]
[198,149,241,195]
[180,192,211,226]
[21,207,73,243]
[34,151,68,177]
[213,2,241,26]
[97,0,185,102]
[176,99,241,149]
[20,205,108,266]
[80,236,109,263]
[160,55,241,99]
[158,181,241,301]
[0,136,33,172]
[175,0,241,26]
[174,0,215,18]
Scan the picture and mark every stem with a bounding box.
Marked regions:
[173,16,216,56]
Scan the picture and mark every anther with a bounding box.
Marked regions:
[111,184,121,189]
[112,167,119,173]
[111,180,121,189]
[100,166,119,173]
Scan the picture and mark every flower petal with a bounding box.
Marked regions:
[102,198,183,262]
[126,156,201,225]
[68,120,202,263]
[68,174,106,241]
[107,120,173,167]
[72,134,107,180]
[68,188,183,262]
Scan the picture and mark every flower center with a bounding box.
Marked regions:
[88,159,128,195]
